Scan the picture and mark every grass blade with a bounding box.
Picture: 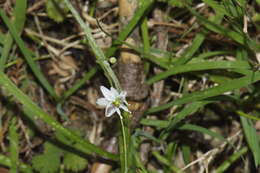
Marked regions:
[162,101,212,135]
[9,117,19,173]
[0,32,5,44]
[146,72,260,114]
[146,60,250,85]
[173,31,206,66]
[13,0,27,32]
[178,124,225,141]
[214,147,248,173]
[0,0,27,71]
[187,6,260,51]
[240,116,260,166]
[152,151,185,173]
[192,51,233,61]
[0,34,13,71]
[141,119,225,142]
[237,111,260,121]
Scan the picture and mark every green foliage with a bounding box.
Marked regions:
[152,151,184,173]
[165,142,178,162]
[0,154,33,173]
[202,0,222,13]
[9,117,19,173]
[146,60,250,84]
[32,154,60,173]
[222,0,245,19]
[32,135,88,173]
[32,142,62,173]
[63,143,88,172]
[253,13,260,22]
[215,147,248,173]
[46,0,69,23]
[181,144,191,165]
[166,0,192,7]
[56,131,88,172]
[0,0,26,71]
[241,117,260,167]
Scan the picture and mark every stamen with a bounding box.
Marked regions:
[113,98,121,107]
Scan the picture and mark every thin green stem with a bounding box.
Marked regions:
[119,115,128,173]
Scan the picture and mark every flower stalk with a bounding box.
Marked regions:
[64,1,130,171]
[119,114,128,173]
[64,2,130,170]
[97,86,131,172]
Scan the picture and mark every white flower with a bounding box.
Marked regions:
[96,86,130,118]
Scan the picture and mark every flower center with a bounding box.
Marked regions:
[112,98,121,107]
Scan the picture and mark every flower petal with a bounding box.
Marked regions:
[100,86,115,101]
[122,99,128,106]
[96,98,109,107]
[116,107,121,116]
[110,87,120,97]
[119,98,127,106]
[120,91,127,98]
[119,91,128,105]
[105,104,116,117]
[120,104,130,113]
